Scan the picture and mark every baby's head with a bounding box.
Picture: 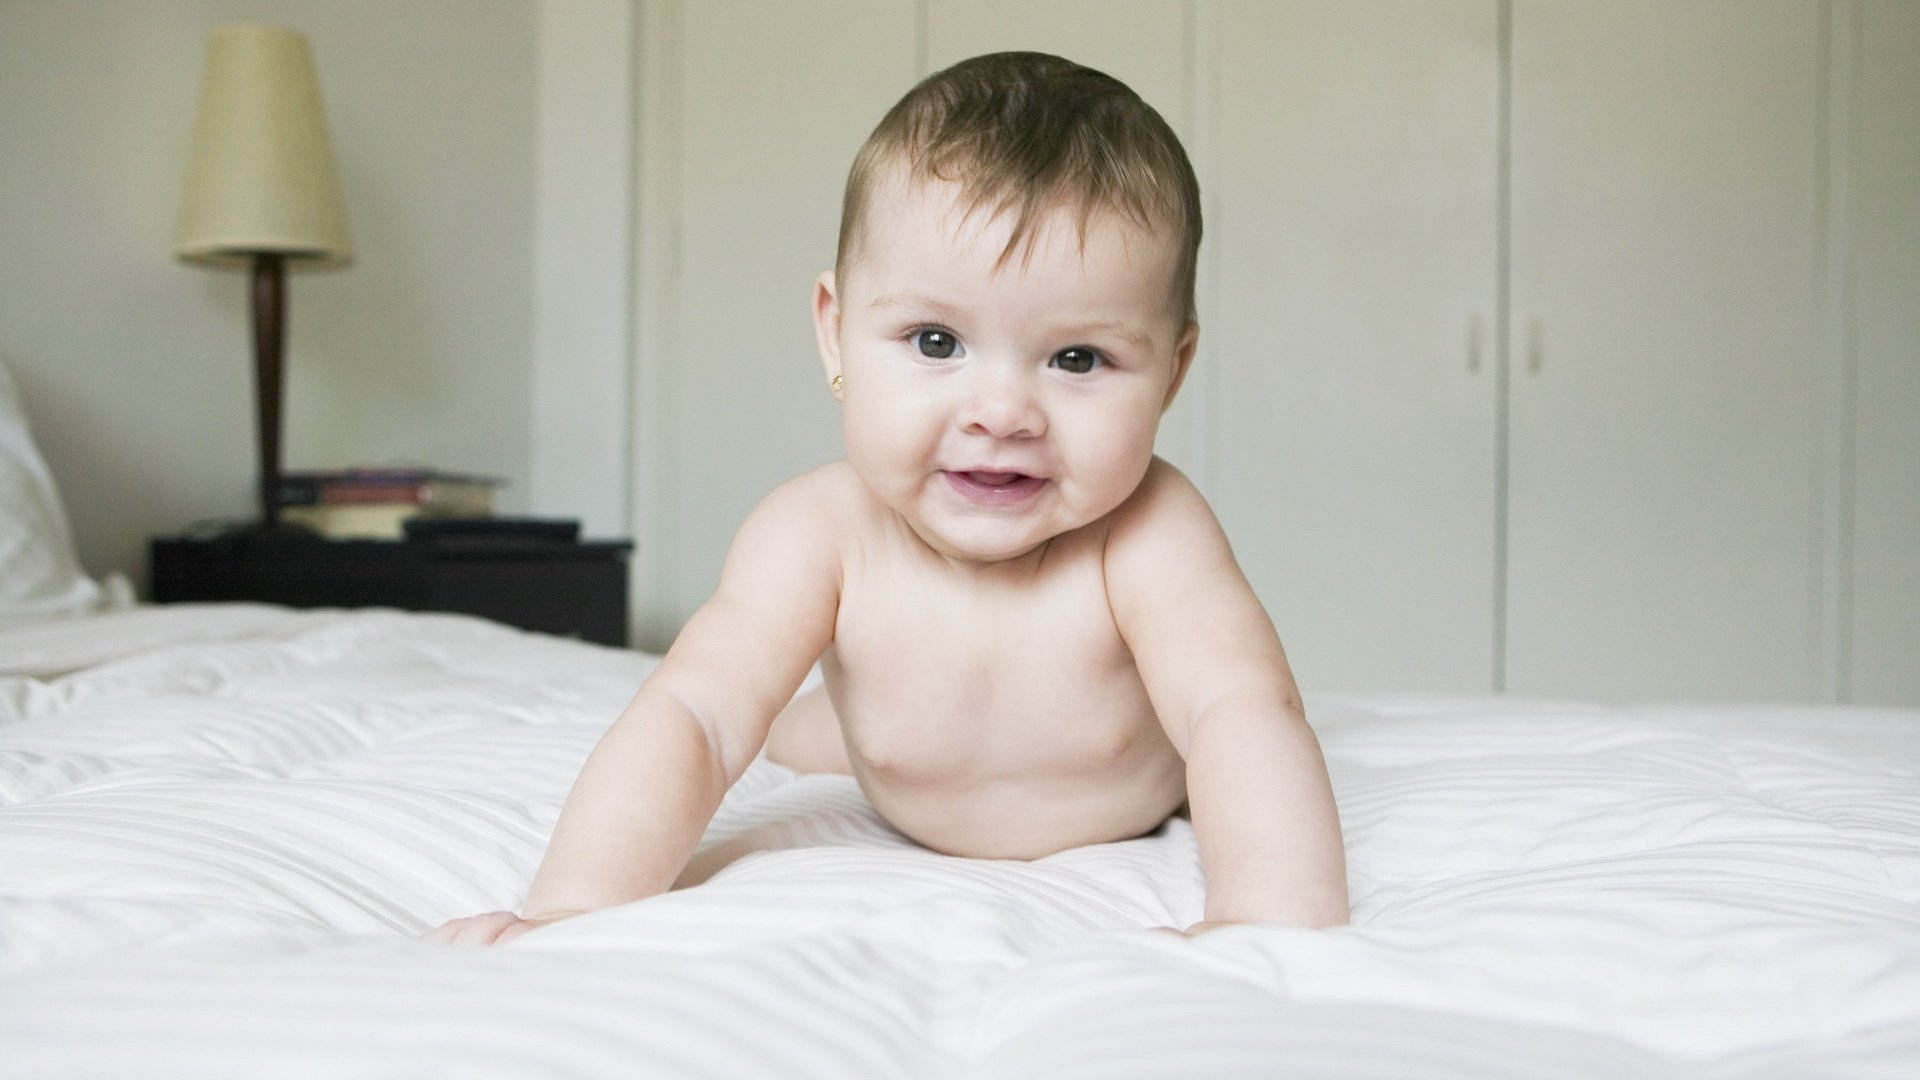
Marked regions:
[817,53,1203,564]
[835,51,1201,325]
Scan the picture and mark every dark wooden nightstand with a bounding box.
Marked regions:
[150,530,634,646]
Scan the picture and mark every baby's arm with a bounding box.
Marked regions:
[426,476,842,944]
[1105,460,1348,929]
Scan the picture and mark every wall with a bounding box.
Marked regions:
[0,0,539,585]
[529,0,632,542]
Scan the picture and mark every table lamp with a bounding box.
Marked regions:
[175,23,351,533]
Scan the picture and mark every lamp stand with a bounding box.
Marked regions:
[250,252,288,530]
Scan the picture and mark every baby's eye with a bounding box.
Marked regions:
[910,329,963,360]
[1050,347,1104,374]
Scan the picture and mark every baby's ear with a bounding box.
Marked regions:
[1162,321,1200,413]
[812,270,844,391]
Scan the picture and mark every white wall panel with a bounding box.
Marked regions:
[531,0,634,541]
[1210,0,1501,694]
[632,0,916,647]
[1852,0,1920,705]
[1505,1,1823,701]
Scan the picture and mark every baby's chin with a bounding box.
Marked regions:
[885,513,1034,563]
[879,502,1056,565]
[907,502,1123,567]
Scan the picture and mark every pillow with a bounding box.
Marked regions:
[0,357,131,630]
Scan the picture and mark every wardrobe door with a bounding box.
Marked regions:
[1505,1,1824,701]
[1853,0,1920,707]
[646,1,918,630]
[1210,1,1501,693]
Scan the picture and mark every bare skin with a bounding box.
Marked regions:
[425,179,1348,947]
[761,468,1188,860]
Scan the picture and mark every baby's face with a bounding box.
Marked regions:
[815,175,1197,564]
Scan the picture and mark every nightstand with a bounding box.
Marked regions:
[150,530,634,646]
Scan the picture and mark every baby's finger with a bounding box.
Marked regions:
[420,919,470,943]
[461,912,526,945]
[493,919,540,947]
[425,911,516,945]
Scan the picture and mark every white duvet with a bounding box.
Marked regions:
[1,605,1916,1078]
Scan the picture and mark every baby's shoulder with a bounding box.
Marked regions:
[748,462,877,539]
[770,461,873,517]
[1108,457,1217,539]
[719,464,865,587]
[1103,458,1234,580]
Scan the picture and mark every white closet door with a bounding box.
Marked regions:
[1853,0,1920,706]
[1210,1,1501,693]
[643,1,918,634]
[1506,1,1824,701]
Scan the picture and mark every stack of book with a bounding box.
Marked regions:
[279,468,503,539]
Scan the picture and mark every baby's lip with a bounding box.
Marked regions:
[942,470,1048,505]
[963,471,1027,485]
[950,466,1048,482]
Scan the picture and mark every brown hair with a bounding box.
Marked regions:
[836,51,1202,321]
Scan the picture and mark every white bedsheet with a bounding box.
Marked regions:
[1,605,1916,1078]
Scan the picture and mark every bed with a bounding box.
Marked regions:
[4,362,1919,1077]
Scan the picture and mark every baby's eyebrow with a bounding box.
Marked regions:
[1074,320,1156,352]
[868,291,956,317]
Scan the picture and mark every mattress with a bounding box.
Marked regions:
[1,604,1916,1078]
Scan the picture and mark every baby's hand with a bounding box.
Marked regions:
[1147,921,1228,939]
[422,910,576,946]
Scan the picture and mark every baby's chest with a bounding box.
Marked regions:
[829,560,1153,769]
[836,554,1129,679]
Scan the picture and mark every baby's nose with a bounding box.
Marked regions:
[960,376,1046,440]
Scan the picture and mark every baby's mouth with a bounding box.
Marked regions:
[942,470,1047,505]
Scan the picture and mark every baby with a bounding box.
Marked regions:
[430,51,1347,945]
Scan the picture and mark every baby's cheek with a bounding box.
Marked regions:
[841,412,926,494]
[1100,426,1164,501]
[1109,415,1162,470]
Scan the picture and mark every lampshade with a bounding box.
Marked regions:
[175,24,351,266]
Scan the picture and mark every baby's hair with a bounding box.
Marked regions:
[836,51,1202,321]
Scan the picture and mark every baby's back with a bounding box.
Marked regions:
[819,466,1187,858]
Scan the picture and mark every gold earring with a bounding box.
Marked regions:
[831,374,844,393]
